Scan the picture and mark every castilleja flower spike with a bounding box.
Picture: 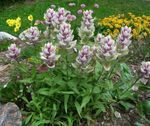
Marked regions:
[6,43,21,61]
[40,42,60,68]
[117,26,132,55]
[72,45,93,72]
[78,10,95,42]
[57,22,76,50]
[19,26,41,45]
[44,8,56,25]
[52,8,69,28]
[96,35,118,71]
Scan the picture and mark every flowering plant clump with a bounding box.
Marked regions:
[98,13,150,40]
[1,6,150,126]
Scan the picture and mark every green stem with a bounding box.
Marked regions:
[48,25,51,41]
[121,77,140,97]
[107,63,116,79]
[96,67,104,83]
[66,53,69,83]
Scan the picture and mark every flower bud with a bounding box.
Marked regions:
[68,3,76,7]
[67,14,76,22]
[77,9,82,14]
[81,4,86,8]
[94,3,99,8]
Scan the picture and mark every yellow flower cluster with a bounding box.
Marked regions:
[6,17,21,32]
[98,13,150,40]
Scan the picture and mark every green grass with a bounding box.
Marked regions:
[0,0,150,35]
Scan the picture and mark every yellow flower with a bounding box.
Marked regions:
[27,58,33,62]
[16,17,21,22]
[143,32,147,37]
[28,15,33,22]
[14,27,19,32]
[115,24,121,28]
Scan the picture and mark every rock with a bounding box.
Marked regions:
[0,64,12,85]
[0,32,18,42]
[0,102,22,126]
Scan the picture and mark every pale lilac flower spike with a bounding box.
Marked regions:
[44,8,56,25]
[81,4,86,8]
[78,10,95,40]
[94,3,99,8]
[40,43,59,68]
[117,26,132,54]
[77,9,82,14]
[57,22,76,50]
[24,26,41,44]
[6,43,21,61]
[141,61,150,79]
[76,45,92,66]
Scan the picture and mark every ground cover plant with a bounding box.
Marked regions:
[0,1,150,126]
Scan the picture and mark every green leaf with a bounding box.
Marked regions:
[135,122,144,126]
[120,101,134,110]
[81,95,91,109]
[67,116,73,126]
[120,63,132,80]
[137,100,150,115]
[31,120,50,126]
[106,80,113,90]
[68,80,80,94]
[95,61,102,79]
[18,78,33,84]
[119,92,133,100]
[94,102,106,116]
[59,91,74,94]
[93,86,101,93]
[75,101,82,117]
[25,113,33,125]
[52,103,57,119]
[37,88,60,96]
[139,85,150,91]
[64,94,69,113]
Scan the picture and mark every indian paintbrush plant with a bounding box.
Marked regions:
[0,7,150,126]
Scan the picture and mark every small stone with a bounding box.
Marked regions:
[114,111,121,118]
